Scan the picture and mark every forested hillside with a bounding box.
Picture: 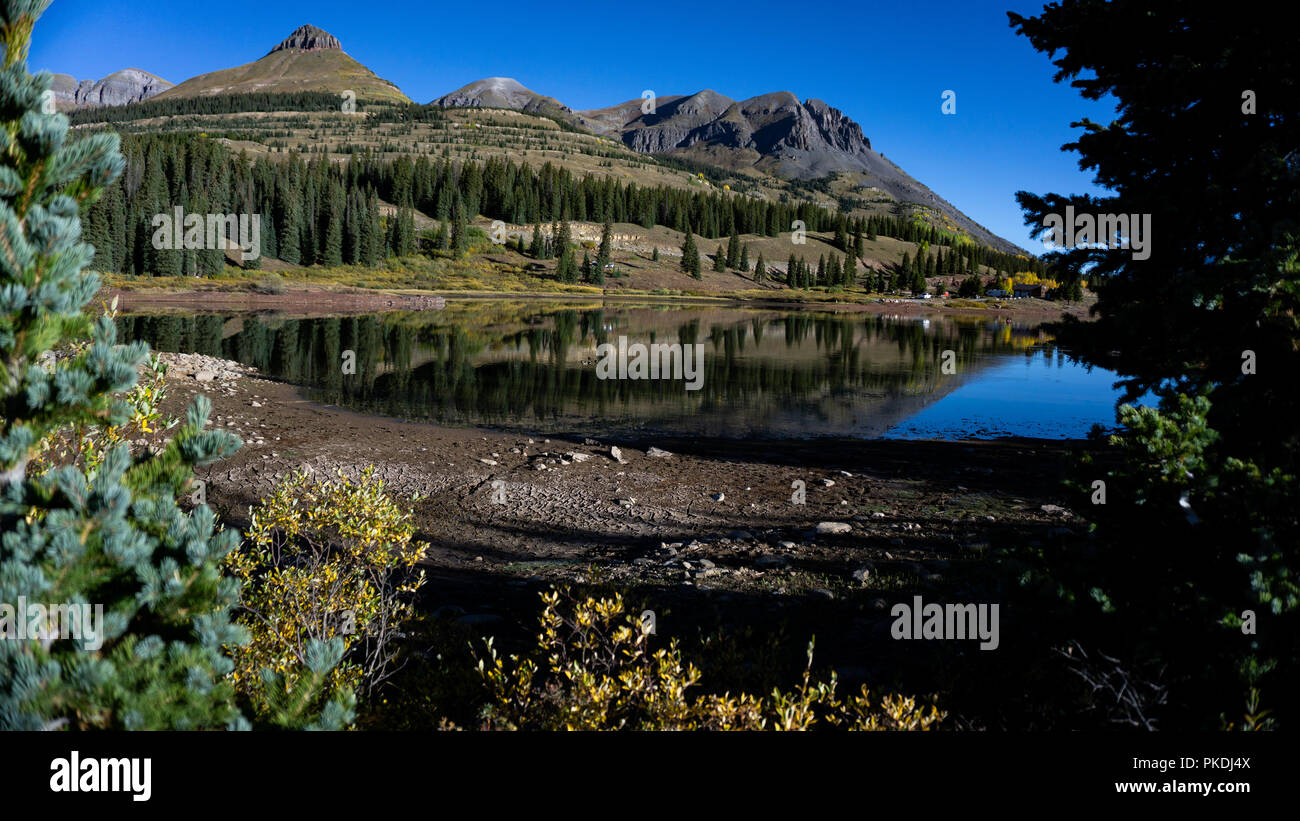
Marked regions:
[81,133,1048,288]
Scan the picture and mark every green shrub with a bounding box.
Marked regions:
[1011,391,1297,727]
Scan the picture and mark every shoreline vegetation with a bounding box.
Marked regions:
[100,265,1093,321]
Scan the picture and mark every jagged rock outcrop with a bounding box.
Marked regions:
[619,90,736,154]
[803,98,872,153]
[580,91,877,171]
[269,24,342,54]
[573,89,1017,252]
[49,68,172,108]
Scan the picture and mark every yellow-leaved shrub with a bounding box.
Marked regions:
[225,467,429,718]
[475,587,946,731]
[31,299,175,479]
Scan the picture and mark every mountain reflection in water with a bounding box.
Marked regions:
[117,302,1123,440]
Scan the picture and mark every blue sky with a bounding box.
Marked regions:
[34,0,1114,251]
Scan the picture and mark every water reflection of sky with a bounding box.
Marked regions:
[119,308,1143,442]
[885,350,1143,440]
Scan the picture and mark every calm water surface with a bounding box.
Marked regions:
[117,302,1134,440]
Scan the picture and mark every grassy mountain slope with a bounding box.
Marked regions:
[155,37,408,104]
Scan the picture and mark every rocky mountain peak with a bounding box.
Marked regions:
[802,98,872,153]
[50,68,172,108]
[432,77,575,122]
[269,24,342,55]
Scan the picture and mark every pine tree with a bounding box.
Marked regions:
[300,173,318,266]
[652,247,660,262]
[842,253,856,288]
[107,182,127,272]
[342,191,361,265]
[241,214,263,271]
[0,2,348,730]
[144,152,182,276]
[321,183,344,268]
[1064,275,1083,302]
[739,244,749,272]
[714,244,727,272]
[82,185,114,273]
[194,192,225,277]
[596,219,613,273]
[529,223,544,259]
[726,229,741,268]
[434,162,451,220]
[388,203,415,258]
[275,176,301,265]
[754,253,766,284]
[361,190,382,266]
[681,228,700,278]
[450,197,468,257]
[555,220,577,282]
[787,252,798,288]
